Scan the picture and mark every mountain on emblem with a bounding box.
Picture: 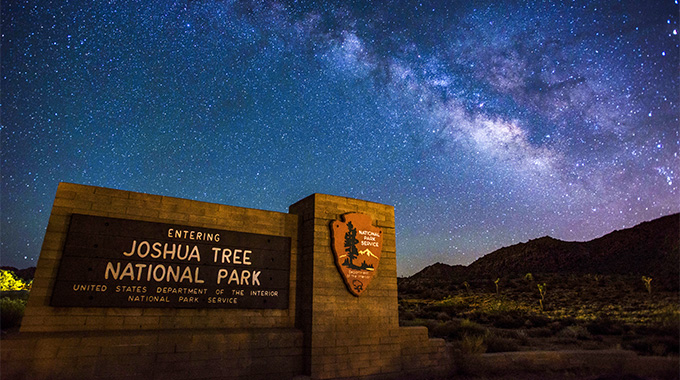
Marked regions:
[330,213,383,296]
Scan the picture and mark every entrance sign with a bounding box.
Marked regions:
[330,213,383,296]
[50,214,291,308]
[6,186,450,380]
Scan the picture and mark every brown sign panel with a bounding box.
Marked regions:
[330,213,382,296]
[50,214,291,309]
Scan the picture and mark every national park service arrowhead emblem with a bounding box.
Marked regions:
[330,213,383,296]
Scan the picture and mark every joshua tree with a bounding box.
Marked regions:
[494,278,500,296]
[537,283,547,311]
[641,276,653,294]
[524,273,534,282]
[462,281,470,293]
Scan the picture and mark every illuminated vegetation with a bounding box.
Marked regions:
[399,273,680,356]
[641,276,653,294]
[0,269,31,291]
[0,269,31,331]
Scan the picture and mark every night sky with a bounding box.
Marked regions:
[2,0,678,276]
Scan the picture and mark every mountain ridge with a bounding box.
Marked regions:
[408,213,679,288]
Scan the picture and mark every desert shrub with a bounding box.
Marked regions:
[421,287,448,300]
[411,307,439,320]
[635,322,680,339]
[494,328,529,345]
[525,314,551,328]
[0,270,30,291]
[424,319,442,333]
[557,317,579,328]
[490,313,526,329]
[401,310,416,321]
[459,335,486,354]
[0,290,30,301]
[466,312,490,325]
[650,307,680,332]
[458,319,488,338]
[431,320,459,339]
[435,312,450,321]
[0,297,26,329]
[431,318,487,340]
[484,334,521,353]
[587,318,624,335]
[424,296,469,315]
[624,336,679,356]
[527,327,553,337]
[557,325,592,340]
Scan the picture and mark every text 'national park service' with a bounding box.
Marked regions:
[50,215,291,309]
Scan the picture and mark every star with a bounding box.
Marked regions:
[1,0,678,276]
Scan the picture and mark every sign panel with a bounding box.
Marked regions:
[50,214,291,309]
[330,213,382,296]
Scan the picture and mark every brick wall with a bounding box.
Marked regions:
[1,329,303,380]
[289,194,450,379]
[22,182,299,333]
[2,184,451,380]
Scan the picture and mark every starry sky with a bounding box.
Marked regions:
[2,0,678,276]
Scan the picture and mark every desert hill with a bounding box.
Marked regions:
[406,213,679,290]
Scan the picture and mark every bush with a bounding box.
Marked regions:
[490,313,526,329]
[527,327,553,338]
[424,296,469,315]
[0,297,26,329]
[0,270,31,291]
[485,334,521,353]
[557,325,592,340]
[429,320,456,339]
[431,318,487,340]
[587,318,624,335]
[624,336,679,356]
[460,335,486,354]
[524,314,551,328]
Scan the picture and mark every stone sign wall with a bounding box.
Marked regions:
[20,182,299,333]
[51,214,291,309]
[1,183,450,380]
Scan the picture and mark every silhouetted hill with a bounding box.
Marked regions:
[403,214,679,291]
[410,262,469,280]
[467,236,589,276]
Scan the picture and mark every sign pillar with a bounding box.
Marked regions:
[289,194,401,379]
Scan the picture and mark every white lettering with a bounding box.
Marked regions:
[188,246,200,262]
[166,229,220,242]
[123,240,137,257]
[134,263,147,280]
[166,266,180,282]
[163,243,176,260]
[138,241,150,257]
[179,266,193,282]
[217,268,229,284]
[105,262,120,279]
[153,265,166,281]
[151,242,162,258]
[194,267,204,284]
[228,269,240,285]
[120,263,135,280]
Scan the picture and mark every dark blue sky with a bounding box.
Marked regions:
[2,0,678,276]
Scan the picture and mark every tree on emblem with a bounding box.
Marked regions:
[343,221,360,269]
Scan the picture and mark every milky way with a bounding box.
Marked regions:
[2,0,678,275]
